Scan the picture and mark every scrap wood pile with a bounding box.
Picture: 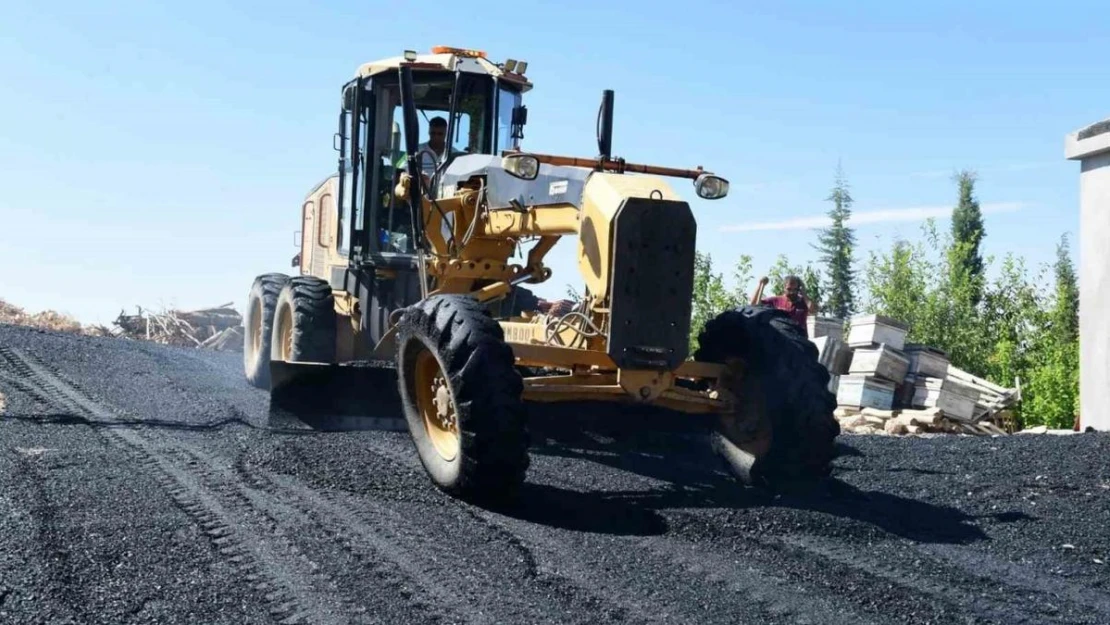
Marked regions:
[834,407,1010,436]
[807,313,1021,436]
[111,303,243,351]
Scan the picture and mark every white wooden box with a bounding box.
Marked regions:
[904,344,950,378]
[811,336,853,375]
[808,316,845,342]
[848,343,910,383]
[846,314,910,351]
[837,374,896,410]
[912,377,981,422]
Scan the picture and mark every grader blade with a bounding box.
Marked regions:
[267,360,406,432]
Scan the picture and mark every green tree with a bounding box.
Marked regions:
[1049,233,1079,344]
[803,265,824,313]
[689,251,745,353]
[862,219,989,375]
[766,254,802,296]
[815,162,857,318]
[862,237,930,330]
[1023,234,1080,429]
[950,169,986,305]
[732,253,755,304]
[979,255,1044,391]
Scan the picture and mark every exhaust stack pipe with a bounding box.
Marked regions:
[597,89,614,160]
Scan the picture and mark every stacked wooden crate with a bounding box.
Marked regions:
[836,314,911,410]
[901,344,965,421]
[807,316,850,394]
[821,314,1021,435]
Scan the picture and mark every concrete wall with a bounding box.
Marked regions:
[1066,119,1110,431]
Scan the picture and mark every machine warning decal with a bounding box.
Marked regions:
[549,180,569,195]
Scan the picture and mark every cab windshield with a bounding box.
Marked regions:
[370,71,495,255]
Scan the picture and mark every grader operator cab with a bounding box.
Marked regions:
[244,46,839,501]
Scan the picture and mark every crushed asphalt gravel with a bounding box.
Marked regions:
[1,322,1108,624]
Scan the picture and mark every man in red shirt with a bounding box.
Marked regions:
[753,274,817,337]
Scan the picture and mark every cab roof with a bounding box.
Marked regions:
[354,47,533,92]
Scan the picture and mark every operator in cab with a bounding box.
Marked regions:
[752,274,817,337]
[396,116,465,179]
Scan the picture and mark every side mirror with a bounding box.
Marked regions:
[511,105,527,141]
[694,173,729,200]
[502,153,540,180]
[342,85,356,112]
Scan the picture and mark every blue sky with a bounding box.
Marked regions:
[1,1,1106,324]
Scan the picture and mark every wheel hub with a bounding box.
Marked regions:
[414,349,460,461]
[432,377,456,432]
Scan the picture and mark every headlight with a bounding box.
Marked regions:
[502,153,540,180]
[694,173,729,200]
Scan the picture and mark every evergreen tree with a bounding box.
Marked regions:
[950,169,986,303]
[814,162,857,318]
[1050,233,1079,344]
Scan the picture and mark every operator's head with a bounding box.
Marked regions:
[428,116,447,152]
[784,275,803,301]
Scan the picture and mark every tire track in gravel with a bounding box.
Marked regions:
[530,450,1073,625]
[261,433,665,624]
[357,435,885,624]
[480,437,1075,625]
[8,446,89,623]
[759,533,1096,625]
[4,344,646,624]
[174,443,468,625]
[917,542,1110,620]
[0,347,391,624]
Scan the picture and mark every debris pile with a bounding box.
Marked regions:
[0,298,113,336]
[810,313,1021,436]
[834,406,1010,436]
[111,303,244,351]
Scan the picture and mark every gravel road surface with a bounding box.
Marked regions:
[1,322,1108,624]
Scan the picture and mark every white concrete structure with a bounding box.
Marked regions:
[1065,117,1110,431]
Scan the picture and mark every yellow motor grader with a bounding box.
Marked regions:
[243,46,839,501]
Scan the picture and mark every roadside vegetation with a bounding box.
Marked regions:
[691,167,1079,430]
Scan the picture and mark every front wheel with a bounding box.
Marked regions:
[394,294,530,502]
[695,305,839,491]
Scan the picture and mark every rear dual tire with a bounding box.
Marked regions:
[243,274,336,389]
[270,276,337,365]
[244,273,290,389]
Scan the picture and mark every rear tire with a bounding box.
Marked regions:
[270,276,337,364]
[695,305,839,491]
[395,294,530,502]
[244,273,290,389]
